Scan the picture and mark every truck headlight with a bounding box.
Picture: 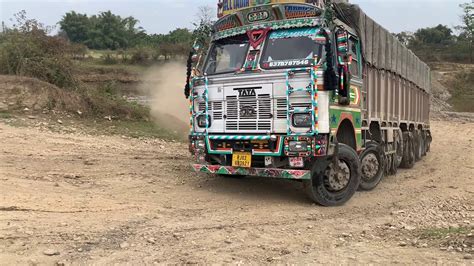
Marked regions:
[196,140,206,149]
[288,141,309,152]
[292,113,312,128]
[197,115,211,128]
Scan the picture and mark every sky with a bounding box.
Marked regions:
[0,0,467,34]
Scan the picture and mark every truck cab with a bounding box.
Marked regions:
[186,0,431,206]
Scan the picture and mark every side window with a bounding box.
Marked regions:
[349,36,361,78]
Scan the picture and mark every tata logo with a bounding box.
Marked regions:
[233,87,261,97]
[240,105,256,118]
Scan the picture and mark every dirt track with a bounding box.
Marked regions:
[0,119,473,264]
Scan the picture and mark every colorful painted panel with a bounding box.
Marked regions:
[329,106,363,150]
[218,0,325,18]
[214,17,319,40]
[192,164,311,180]
[269,27,318,39]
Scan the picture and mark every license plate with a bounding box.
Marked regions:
[289,157,304,168]
[232,152,252,168]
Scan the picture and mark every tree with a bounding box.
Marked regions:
[59,11,145,50]
[192,6,215,59]
[457,1,474,62]
[59,11,90,44]
[413,24,454,45]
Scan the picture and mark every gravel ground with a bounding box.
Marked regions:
[0,118,473,265]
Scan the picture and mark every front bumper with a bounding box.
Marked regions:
[192,164,311,180]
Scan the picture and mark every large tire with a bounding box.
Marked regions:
[425,131,432,153]
[304,144,361,207]
[400,132,415,169]
[421,131,428,156]
[394,129,404,169]
[414,130,423,161]
[390,130,404,175]
[359,142,385,191]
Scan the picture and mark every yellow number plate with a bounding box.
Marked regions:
[232,152,252,168]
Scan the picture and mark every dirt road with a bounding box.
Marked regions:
[0,119,473,264]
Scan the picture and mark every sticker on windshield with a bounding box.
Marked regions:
[262,59,311,68]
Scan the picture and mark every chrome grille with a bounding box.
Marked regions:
[225,92,272,131]
[276,98,287,119]
[197,101,223,120]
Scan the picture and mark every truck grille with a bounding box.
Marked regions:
[198,101,223,120]
[226,94,272,131]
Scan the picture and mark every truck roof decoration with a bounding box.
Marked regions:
[213,3,322,40]
[217,0,326,18]
[334,3,431,92]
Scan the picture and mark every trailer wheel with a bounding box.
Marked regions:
[414,130,423,161]
[421,131,428,156]
[400,132,415,169]
[425,131,432,153]
[304,144,361,206]
[389,152,399,175]
[358,142,385,191]
[394,130,404,168]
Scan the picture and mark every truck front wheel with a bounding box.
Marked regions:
[304,144,361,206]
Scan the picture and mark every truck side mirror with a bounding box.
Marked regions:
[318,29,338,92]
[338,64,351,105]
[336,29,351,105]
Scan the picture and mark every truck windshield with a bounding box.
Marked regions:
[261,28,323,69]
[204,35,249,75]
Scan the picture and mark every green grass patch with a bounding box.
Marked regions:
[420,227,472,239]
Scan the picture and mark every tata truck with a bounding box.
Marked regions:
[185,0,432,206]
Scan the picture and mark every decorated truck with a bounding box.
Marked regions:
[185,0,432,206]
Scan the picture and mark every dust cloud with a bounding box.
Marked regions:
[140,62,190,139]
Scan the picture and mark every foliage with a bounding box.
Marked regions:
[0,11,77,89]
[394,2,474,63]
[80,82,150,120]
[456,1,474,62]
[60,11,146,50]
[59,9,199,60]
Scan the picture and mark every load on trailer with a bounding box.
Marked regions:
[185,0,432,206]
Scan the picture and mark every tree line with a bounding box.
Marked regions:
[395,2,473,63]
[57,10,200,60]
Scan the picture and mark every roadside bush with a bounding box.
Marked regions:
[101,53,119,65]
[0,12,77,89]
[128,46,152,65]
[81,83,149,120]
[68,43,88,60]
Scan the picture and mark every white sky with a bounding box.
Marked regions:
[0,0,467,34]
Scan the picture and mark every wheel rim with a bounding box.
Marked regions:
[325,160,351,192]
[361,153,380,181]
